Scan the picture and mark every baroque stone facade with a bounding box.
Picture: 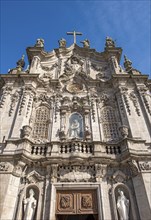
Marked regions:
[0,36,151,220]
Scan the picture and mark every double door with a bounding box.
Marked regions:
[56,190,98,218]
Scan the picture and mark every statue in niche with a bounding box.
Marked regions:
[69,113,83,139]
[70,119,80,138]
[23,189,37,220]
[117,189,129,220]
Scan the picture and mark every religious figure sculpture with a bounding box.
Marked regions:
[123,55,132,72]
[35,38,44,47]
[58,38,66,48]
[16,55,25,71]
[117,189,129,220]
[80,39,90,48]
[70,119,80,138]
[23,189,37,220]
[105,36,115,48]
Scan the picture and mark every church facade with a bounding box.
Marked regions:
[0,35,151,220]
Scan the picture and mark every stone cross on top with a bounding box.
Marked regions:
[67,31,82,44]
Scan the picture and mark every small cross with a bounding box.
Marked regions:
[67,31,83,44]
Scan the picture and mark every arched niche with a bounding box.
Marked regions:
[22,186,39,220]
[68,112,84,139]
[15,184,42,220]
[111,183,138,220]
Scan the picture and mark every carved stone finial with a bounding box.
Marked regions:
[16,55,25,70]
[80,39,90,48]
[105,36,115,48]
[34,38,44,48]
[58,38,66,48]
[21,125,32,138]
[119,125,129,138]
[123,55,133,73]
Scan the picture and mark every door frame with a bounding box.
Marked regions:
[49,183,103,220]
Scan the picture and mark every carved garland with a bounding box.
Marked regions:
[120,87,131,115]
[129,91,140,116]
[0,86,13,108]
[9,90,21,116]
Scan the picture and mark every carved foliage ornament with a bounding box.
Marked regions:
[9,90,21,116]
[129,91,140,116]
[139,161,151,171]
[120,87,131,115]
[128,160,139,177]
[58,165,96,182]
[81,195,92,208]
[60,195,71,208]
[0,86,13,108]
[0,162,10,171]
[138,87,151,115]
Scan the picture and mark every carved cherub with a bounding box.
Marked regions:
[80,39,90,48]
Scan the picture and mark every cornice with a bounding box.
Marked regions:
[26,43,122,64]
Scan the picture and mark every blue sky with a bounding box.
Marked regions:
[1,0,151,77]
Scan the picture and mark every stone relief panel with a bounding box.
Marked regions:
[0,162,13,172]
[58,165,96,182]
[77,191,98,214]
[56,192,76,214]
[90,62,111,81]
[139,161,151,171]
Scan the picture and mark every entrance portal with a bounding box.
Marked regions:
[57,214,97,220]
[56,190,98,219]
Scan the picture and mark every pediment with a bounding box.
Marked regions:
[26,170,44,183]
[27,43,112,88]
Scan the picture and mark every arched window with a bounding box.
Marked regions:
[32,106,50,139]
[101,107,119,141]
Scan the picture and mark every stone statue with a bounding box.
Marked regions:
[105,36,115,48]
[80,39,90,48]
[16,55,25,70]
[23,189,37,220]
[70,119,80,138]
[117,189,129,220]
[35,38,44,48]
[58,38,66,48]
[123,55,132,72]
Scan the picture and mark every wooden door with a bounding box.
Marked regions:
[56,190,98,216]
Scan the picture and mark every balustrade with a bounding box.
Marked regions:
[31,145,47,156]
[60,142,94,154]
[106,145,121,154]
